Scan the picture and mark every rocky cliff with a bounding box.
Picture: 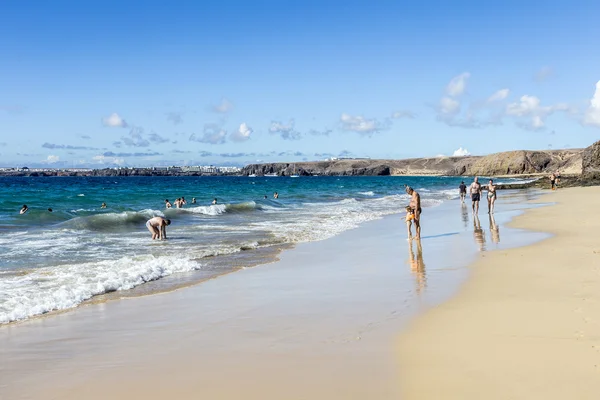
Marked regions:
[242,149,583,177]
[582,140,600,178]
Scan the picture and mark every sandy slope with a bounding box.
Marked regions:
[397,186,600,399]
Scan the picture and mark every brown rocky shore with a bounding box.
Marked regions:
[242,148,585,177]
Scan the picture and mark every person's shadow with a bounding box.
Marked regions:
[408,240,427,295]
[473,215,486,251]
[489,214,500,244]
[461,202,469,229]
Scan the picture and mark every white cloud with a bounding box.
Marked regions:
[269,120,301,140]
[446,72,470,97]
[391,110,415,119]
[583,80,600,127]
[230,123,252,142]
[102,113,128,128]
[92,155,125,165]
[212,98,233,114]
[439,97,460,116]
[45,155,60,163]
[340,113,387,135]
[488,89,510,102]
[452,147,471,157]
[505,95,569,130]
[190,124,228,144]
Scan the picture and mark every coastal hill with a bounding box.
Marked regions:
[242,148,584,177]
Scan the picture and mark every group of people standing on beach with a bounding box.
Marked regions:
[459,177,497,214]
[404,176,498,241]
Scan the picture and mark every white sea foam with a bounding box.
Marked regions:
[359,191,375,196]
[0,254,201,324]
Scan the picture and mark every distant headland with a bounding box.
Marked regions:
[2,141,599,182]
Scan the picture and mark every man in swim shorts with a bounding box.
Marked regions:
[405,186,422,239]
[459,181,467,203]
[146,216,171,240]
[469,177,482,214]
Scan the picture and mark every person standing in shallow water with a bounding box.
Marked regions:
[405,186,421,239]
[469,177,482,214]
[459,181,467,203]
[486,179,497,214]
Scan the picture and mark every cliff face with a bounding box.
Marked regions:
[242,149,583,177]
[582,140,600,178]
[457,149,582,176]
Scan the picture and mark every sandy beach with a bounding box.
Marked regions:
[398,186,600,399]
[1,192,545,400]
[0,187,582,400]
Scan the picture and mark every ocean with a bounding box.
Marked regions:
[0,175,530,324]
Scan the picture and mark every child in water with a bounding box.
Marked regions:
[404,206,415,240]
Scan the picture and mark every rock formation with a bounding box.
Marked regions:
[582,140,600,178]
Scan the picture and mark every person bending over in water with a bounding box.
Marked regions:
[212,198,218,205]
[459,181,467,203]
[405,186,421,239]
[165,199,172,208]
[19,205,28,215]
[146,216,171,240]
[404,206,415,240]
[487,179,497,214]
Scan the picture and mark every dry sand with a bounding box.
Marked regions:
[398,186,600,399]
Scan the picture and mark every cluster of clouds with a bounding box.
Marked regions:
[433,71,600,131]
[31,78,600,166]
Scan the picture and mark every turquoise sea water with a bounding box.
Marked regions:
[0,175,531,324]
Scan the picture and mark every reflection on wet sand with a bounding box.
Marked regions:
[461,203,469,229]
[473,215,486,251]
[408,240,426,294]
[489,214,500,244]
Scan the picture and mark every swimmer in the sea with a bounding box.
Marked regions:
[181,197,187,206]
[101,202,107,209]
[264,195,268,199]
[192,197,196,204]
[146,216,171,240]
[212,198,217,205]
[273,192,279,199]
[165,199,172,208]
[175,198,182,208]
[48,208,53,212]
[19,205,28,215]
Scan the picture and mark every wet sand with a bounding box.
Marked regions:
[398,186,600,399]
[0,192,545,400]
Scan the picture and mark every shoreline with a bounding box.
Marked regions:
[0,191,547,399]
[397,186,600,399]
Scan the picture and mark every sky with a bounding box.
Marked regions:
[1,0,600,168]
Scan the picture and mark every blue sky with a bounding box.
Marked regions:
[1,0,600,168]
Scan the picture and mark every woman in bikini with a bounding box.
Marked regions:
[487,179,497,214]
